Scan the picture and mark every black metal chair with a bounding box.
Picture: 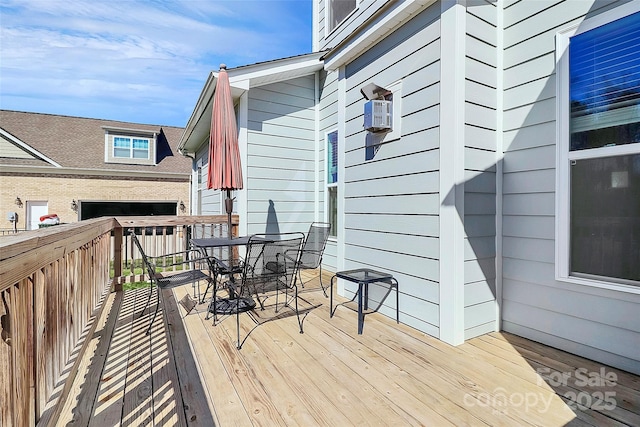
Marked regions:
[203,254,244,320]
[190,224,244,305]
[129,229,212,335]
[292,222,331,296]
[233,232,304,349]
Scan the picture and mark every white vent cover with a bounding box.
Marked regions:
[363,100,392,132]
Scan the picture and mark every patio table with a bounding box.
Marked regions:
[191,236,259,314]
[330,268,399,334]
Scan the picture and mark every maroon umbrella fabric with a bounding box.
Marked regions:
[207,64,243,240]
[207,64,243,191]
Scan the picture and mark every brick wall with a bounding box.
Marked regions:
[0,174,190,231]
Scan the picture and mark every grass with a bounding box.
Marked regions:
[110,257,188,278]
[122,281,150,291]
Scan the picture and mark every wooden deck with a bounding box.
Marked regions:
[56,270,640,426]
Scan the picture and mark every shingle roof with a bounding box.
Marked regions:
[0,110,190,174]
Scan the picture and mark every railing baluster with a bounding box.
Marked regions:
[0,215,236,425]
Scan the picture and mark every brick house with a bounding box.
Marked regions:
[0,110,191,232]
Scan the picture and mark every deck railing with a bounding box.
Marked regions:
[0,215,236,426]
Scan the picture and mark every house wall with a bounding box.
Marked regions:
[244,76,318,235]
[317,0,390,50]
[501,0,640,374]
[194,147,223,216]
[0,174,189,230]
[318,70,339,271]
[0,134,31,159]
[463,1,498,339]
[341,4,442,337]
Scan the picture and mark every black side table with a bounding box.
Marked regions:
[330,268,399,334]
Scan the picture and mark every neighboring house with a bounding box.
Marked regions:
[0,110,191,232]
[179,0,639,375]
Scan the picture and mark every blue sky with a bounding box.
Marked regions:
[0,0,313,127]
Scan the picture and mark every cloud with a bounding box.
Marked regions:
[0,0,312,126]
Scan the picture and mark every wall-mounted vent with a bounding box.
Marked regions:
[364,100,392,132]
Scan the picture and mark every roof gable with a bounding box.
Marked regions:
[0,128,61,166]
[0,110,190,175]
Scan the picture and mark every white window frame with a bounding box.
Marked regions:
[326,129,338,238]
[113,136,150,160]
[555,3,640,293]
[325,0,358,36]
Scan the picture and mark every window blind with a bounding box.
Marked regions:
[570,11,640,142]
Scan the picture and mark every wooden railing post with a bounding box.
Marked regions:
[113,227,123,292]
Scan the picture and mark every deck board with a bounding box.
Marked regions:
[56,269,640,426]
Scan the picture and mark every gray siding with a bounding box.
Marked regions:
[245,76,317,235]
[317,0,389,51]
[195,144,223,215]
[342,4,442,337]
[501,0,640,374]
[463,0,498,339]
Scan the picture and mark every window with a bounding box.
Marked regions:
[557,7,640,287]
[328,0,356,33]
[114,136,150,159]
[104,127,156,165]
[327,130,338,237]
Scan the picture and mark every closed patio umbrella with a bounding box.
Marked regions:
[207,64,243,240]
[207,64,252,314]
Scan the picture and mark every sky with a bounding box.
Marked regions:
[0,0,313,127]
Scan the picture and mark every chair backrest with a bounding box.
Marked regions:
[242,233,304,292]
[191,223,230,261]
[299,222,331,269]
[129,229,156,279]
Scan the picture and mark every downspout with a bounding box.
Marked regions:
[495,0,504,332]
[314,71,320,222]
[179,149,197,216]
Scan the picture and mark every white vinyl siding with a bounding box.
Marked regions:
[245,76,317,235]
[501,0,640,375]
[0,134,34,159]
[342,4,441,337]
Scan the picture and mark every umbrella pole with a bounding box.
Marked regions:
[225,189,233,240]
[225,188,234,270]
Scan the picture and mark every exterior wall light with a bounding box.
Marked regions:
[71,200,78,212]
[15,196,23,207]
[179,201,186,213]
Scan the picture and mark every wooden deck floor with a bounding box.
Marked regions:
[57,270,640,426]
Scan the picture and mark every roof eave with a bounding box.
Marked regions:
[178,52,325,156]
[323,0,436,71]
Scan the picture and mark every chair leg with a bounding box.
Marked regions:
[201,271,217,304]
[319,264,328,298]
[145,286,161,335]
[139,281,155,318]
[294,286,303,334]
[297,268,304,289]
[236,299,241,349]
[206,279,219,322]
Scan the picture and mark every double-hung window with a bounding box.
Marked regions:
[557,6,640,288]
[327,130,338,238]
